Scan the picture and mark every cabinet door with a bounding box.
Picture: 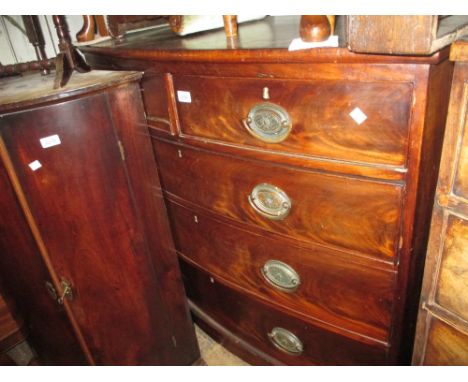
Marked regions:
[0,159,86,365]
[0,92,182,365]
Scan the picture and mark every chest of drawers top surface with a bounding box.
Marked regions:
[82,16,448,65]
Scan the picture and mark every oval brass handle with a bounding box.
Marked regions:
[268,327,304,356]
[248,183,291,220]
[262,260,301,293]
[242,102,292,143]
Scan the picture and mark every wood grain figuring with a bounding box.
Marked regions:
[80,18,453,365]
[0,159,86,365]
[153,139,403,262]
[181,260,388,366]
[106,83,199,365]
[391,58,453,365]
[140,72,171,133]
[1,94,169,365]
[172,75,413,167]
[450,38,468,62]
[453,80,468,200]
[167,200,395,344]
[151,129,407,182]
[423,318,468,365]
[434,214,468,321]
[0,134,95,365]
[0,72,199,365]
[347,16,437,55]
[347,16,468,56]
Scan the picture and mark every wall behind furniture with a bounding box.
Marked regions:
[0,15,83,65]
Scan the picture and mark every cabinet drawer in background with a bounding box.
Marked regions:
[422,318,468,365]
[172,75,413,167]
[153,139,403,262]
[181,260,389,365]
[168,200,395,343]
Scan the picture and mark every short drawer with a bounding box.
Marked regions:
[172,75,413,167]
[153,139,403,261]
[168,200,395,343]
[141,73,171,133]
[181,260,389,365]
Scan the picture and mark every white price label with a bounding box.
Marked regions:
[177,90,192,103]
[40,134,61,148]
[349,107,368,125]
[29,160,42,171]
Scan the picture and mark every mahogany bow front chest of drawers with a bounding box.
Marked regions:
[82,16,454,365]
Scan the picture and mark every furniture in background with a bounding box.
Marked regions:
[347,16,468,55]
[0,15,90,89]
[299,15,335,42]
[76,16,109,42]
[412,38,468,365]
[81,15,454,365]
[0,70,200,365]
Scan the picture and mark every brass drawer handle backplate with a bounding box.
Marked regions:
[242,102,292,143]
[248,183,292,220]
[268,327,304,356]
[262,260,301,292]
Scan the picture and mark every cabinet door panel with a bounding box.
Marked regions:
[1,94,174,365]
[0,161,86,365]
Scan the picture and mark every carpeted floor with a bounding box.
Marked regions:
[195,325,249,366]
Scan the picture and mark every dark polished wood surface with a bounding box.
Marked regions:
[182,260,388,366]
[173,75,413,167]
[168,200,395,344]
[0,71,199,365]
[0,159,86,365]
[153,139,403,263]
[81,17,453,365]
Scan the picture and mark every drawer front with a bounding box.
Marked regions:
[168,201,395,342]
[153,139,403,261]
[141,73,171,133]
[181,259,389,365]
[173,75,413,166]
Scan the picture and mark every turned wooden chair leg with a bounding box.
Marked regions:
[76,15,95,42]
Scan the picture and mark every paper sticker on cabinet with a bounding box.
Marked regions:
[28,160,42,171]
[349,107,368,125]
[177,91,192,103]
[40,134,61,148]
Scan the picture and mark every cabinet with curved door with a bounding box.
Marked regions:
[0,70,199,365]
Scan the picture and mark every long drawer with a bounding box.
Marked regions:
[168,200,395,343]
[181,259,389,365]
[172,75,413,167]
[153,139,404,262]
